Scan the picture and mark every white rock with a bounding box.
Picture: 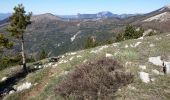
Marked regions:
[38,66,42,69]
[1,77,7,82]
[155,37,160,40]
[64,71,69,75]
[149,44,155,47]
[151,78,155,82]
[167,34,170,36]
[77,55,82,58]
[125,62,132,67]
[128,85,136,90]
[152,69,160,75]
[118,89,121,91]
[139,65,146,70]
[58,60,68,64]
[60,71,69,76]
[149,56,163,66]
[34,83,38,86]
[69,57,74,61]
[138,37,144,40]
[83,59,88,63]
[139,72,150,83]
[112,43,119,47]
[61,55,65,58]
[164,62,170,74]
[70,52,77,55]
[125,45,129,48]
[9,90,15,94]
[134,42,142,47]
[143,29,153,36]
[48,63,53,66]
[34,66,37,69]
[106,53,113,58]
[17,82,32,91]
[114,51,119,56]
[130,42,141,48]
[90,45,108,53]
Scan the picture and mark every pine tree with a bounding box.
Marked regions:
[7,4,32,72]
[39,49,48,60]
[0,33,13,53]
[85,37,97,49]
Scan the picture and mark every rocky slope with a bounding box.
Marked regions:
[0,33,170,100]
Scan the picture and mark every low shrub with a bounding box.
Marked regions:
[55,58,134,100]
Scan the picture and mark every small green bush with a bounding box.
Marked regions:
[116,25,144,42]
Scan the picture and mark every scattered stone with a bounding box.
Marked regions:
[17,82,32,91]
[118,89,121,91]
[149,44,155,47]
[105,53,113,58]
[83,59,88,63]
[34,83,38,86]
[77,55,82,58]
[60,71,69,76]
[34,66,37,69]
[70,52,77,55]
[167,34,170,36]
[130,42,141,48]
[1,77,7,82]
[69,57,74,61]
[151,78,155,82]
[139,72,150,83]
[128,85,136,90]
[142,29,154,36]
[58,60,68,64]
[125,62,132,67]
[112,43,119,47]
[152,69,160,75]
[125,45,129,48]
[139,65,146,70]
[90,45,108,53]
[114,51,119,56]
[155,37,162,40]
[61,55,65,58]
[38,65,42,69]
[138,37,144,40]
[148,56,163,66]
[164,62,170,74]
[64,71,69,75]
[9,90,15,94]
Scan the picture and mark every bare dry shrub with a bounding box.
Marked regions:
[55,58,134,100]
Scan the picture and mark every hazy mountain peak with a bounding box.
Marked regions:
[31,13,61,22]
[165,4,170,9]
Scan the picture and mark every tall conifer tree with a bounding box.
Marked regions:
[7,4,32,71]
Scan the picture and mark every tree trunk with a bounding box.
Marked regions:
[21,35,27,72]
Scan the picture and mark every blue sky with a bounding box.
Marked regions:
[0,0,170,15]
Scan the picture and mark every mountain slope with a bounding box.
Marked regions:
[1,33,170,100]
[0,13,11,20]
[132,5,170,32]
[0,13,123,57]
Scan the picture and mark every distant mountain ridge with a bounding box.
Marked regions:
[60,11,138,19]
[0,13,11,20]
[1,4,170,57]
[0,11,138,21]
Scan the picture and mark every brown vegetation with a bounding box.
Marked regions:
[55,58,134,100]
